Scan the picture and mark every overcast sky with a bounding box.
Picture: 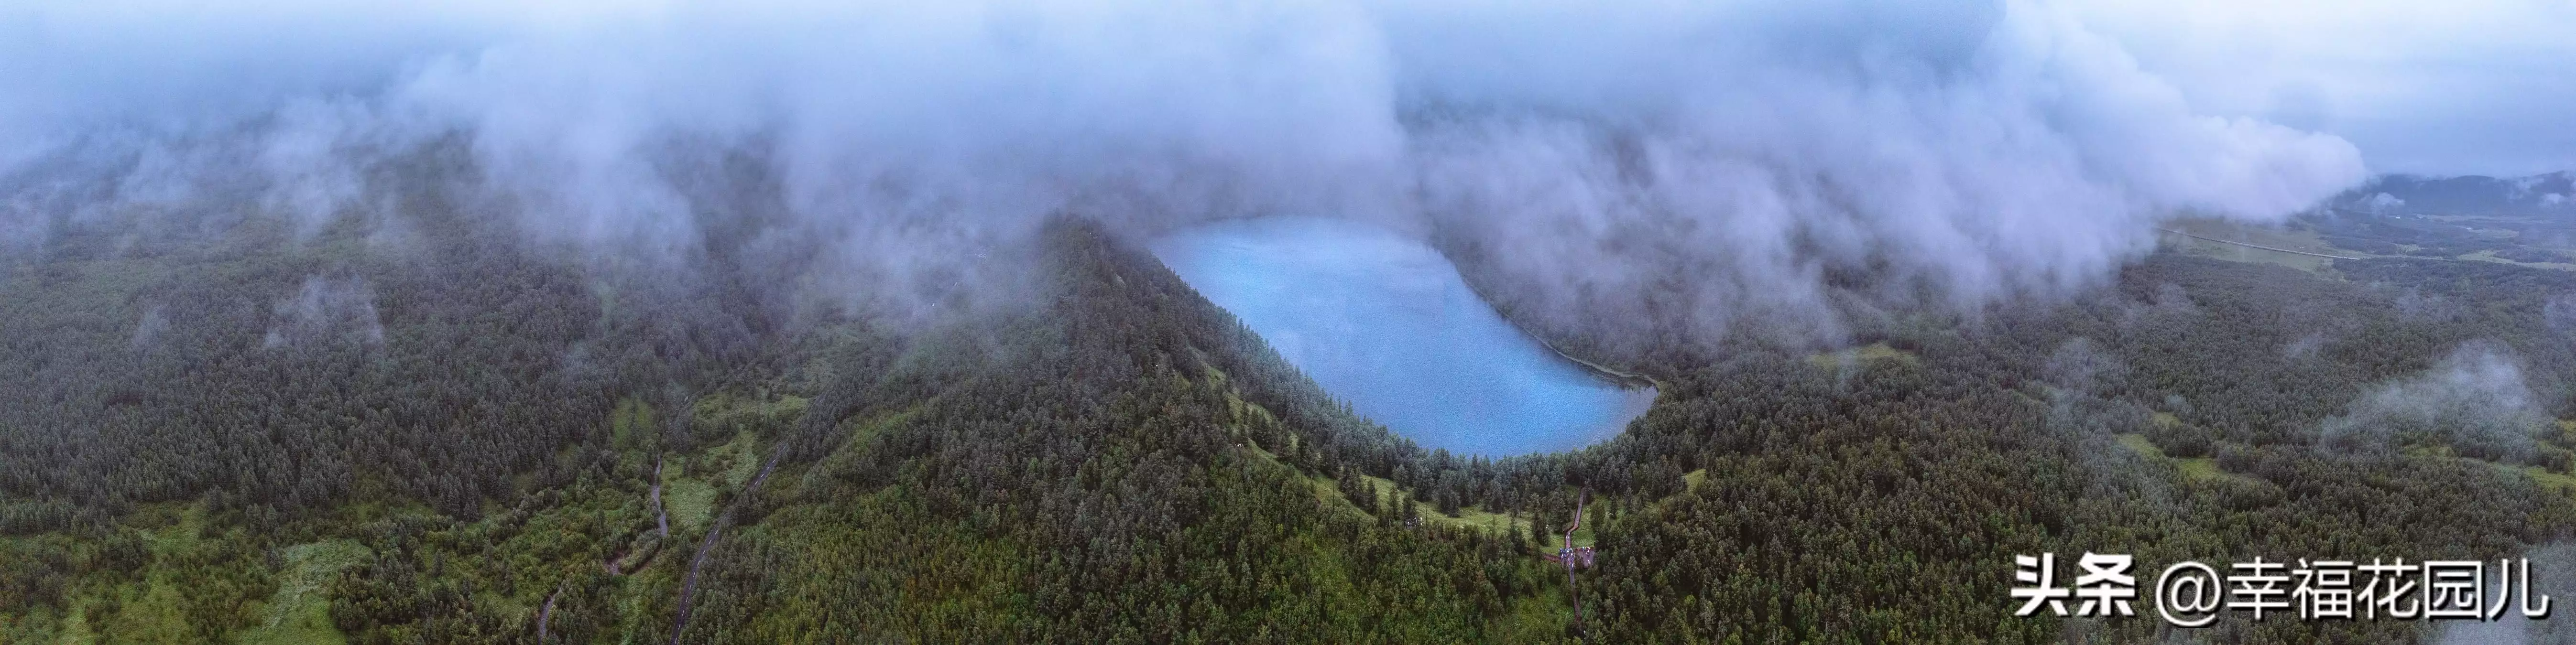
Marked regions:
[0,0,2561,340]
[2070,0,2576,177]
[4,0,2566,178]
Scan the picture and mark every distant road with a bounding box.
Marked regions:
[2155,228,2360,260]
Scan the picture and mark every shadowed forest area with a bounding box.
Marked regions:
[5,194,2576,644]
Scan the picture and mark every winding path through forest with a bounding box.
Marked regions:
[668,441,788,644]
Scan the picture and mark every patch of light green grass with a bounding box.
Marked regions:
[64,502,208,644]
[663,478,718,534]
[2460,458,2576,496]
[1272,452,1550,542]
[1441,505,1528,535]
[1804,342,1919,370]
[2160,218,2348,272]
[1494,590,1576,641]
[2521,466,2576,493]
[721,434,765,488]
[236,540,367,645]
[2172,458,2235,483]
[2115,433,2165,459]
[2115,433,2258,486]
[97,577,193,645]
[609,397,654,451]
[2457,249,2576,271]
[53,602,96,645]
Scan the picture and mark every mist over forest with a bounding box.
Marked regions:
[3,0,2368,337]
[2,1,2573,644]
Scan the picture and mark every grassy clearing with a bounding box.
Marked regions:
[2164,235,2334,272]
[1492,592,1576,642]
[2507,463,2576,494]
[1352,472,1595,546]
[2114,433,2162,458]
[74,502,229,645]
[2399,441,2576,495]
[0,504,194,644]
[2456,249,2576,271]
[1805,342,1919,370]
[1266,448,1570,545]
[101,581,194,645]
[2172,458,2235,483]
[2166,218,2345,253]
[2114,433,2259,486]
[721,435,766,488]
[801,405,923,493]
[237,540,367,645]
[2422,441,2576,495]
[609,397,654,450]
[663,478,718,534]
[2157,219,2347,272]
[659,414,785,533]
[1440,503,1529,536]
[50,603,95,645]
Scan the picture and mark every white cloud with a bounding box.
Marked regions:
[2323,342,2549,462]
[2066,0,2576,176]
[0,0,2371,337]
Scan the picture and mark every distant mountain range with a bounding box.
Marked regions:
[2334,171,2576,215]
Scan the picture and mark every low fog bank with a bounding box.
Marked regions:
[2434,542,2576,645]
[2325,341,2553,463]
[1,0,2365,339]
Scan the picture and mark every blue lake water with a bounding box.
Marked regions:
[1153,217,1654,456]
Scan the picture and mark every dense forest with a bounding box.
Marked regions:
[5,177,2576,643]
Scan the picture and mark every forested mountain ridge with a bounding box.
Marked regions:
[2337,172,2576,216]
[10,0,2576,639]
[1574,252,2576,642]
[0,213,1590,643]
[4,204,2576,643]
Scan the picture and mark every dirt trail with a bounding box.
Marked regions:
[667,441,788,645]
[536,582,564,642]
[651,457,671,538]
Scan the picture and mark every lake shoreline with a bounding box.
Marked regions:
[1156,216,1660,456]
[1528,334,1662,392]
